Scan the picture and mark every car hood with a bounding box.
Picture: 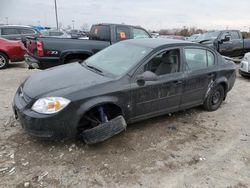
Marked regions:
[23,63,112,99]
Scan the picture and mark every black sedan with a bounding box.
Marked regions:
[13,39,236,143]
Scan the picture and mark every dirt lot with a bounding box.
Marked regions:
[0,62,250,188]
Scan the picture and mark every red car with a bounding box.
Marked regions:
[0,38,26,69]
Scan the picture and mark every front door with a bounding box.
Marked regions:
[219,31,243,57]
[130,48,184,121]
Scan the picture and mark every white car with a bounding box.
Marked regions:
[239,53,250,77]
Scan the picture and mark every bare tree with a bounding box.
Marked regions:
[81,23,89,31]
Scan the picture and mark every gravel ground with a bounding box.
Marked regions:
[0,62,250,188]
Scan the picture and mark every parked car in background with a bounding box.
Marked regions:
[0,25,40,43]
[239,52,250,77]
[25,23,151,69]
[159,35,185,40]
[69,30,88,39]
[0,38,26,69]
[186,34,201,42]
[196,30,250,57]
[40,29,71,38]
[13,39,236,143]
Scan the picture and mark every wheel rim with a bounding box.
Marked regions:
[0,55,6,68]
[212,91,221,105]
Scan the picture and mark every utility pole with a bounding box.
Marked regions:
[54,0,59,29]
[72,20,75,30]
[5,17,8,25]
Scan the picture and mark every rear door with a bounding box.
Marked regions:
[181,47,217,109]
[130,48,184,120]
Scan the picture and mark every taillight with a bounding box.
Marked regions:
[37,41,44,57]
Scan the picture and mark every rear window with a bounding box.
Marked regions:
[1,28,20,35]
[89,25,110,41]
[19,28,36,34]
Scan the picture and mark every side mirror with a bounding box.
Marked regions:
[221,35,230,43]
[136,71,158,86]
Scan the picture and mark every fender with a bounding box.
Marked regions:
[60,50,93,63]
[205,76,229,99]
[76,96,123,120]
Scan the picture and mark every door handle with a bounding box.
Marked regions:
[173,80,183,85]
[207,73,215,79]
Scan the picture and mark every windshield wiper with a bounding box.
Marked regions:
[83,61,103,74]
[87,65,103,73]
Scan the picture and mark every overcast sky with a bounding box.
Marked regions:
[1,0,250,31]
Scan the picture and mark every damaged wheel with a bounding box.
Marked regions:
[78,104,127,144]
[203,85,224,111]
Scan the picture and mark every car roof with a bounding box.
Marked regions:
[0,25,33,29]
[92,23,145,29]
[122,38,196,49]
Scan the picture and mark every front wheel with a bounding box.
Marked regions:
[0,53,9,69]
[203,85,225,111]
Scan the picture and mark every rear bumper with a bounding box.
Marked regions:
[25,54,60,69]
[25,54,40,69]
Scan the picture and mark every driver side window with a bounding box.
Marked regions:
[220,32,231,41]
[144,49,180,76]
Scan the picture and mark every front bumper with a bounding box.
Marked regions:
[13,88,78,139]
[239,69,250,77]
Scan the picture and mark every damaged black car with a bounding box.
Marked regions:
[13,38,236,144]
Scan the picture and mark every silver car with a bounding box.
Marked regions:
[239,53,250,77]
[40,29,71,38]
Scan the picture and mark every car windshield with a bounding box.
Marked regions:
[83,42,152,76]
[197,31,220,41]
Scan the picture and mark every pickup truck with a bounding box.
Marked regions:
[25,23,151,69]
[196,30,250,57]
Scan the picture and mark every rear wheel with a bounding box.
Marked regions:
[203,85,225,111]
[0,53,9,69]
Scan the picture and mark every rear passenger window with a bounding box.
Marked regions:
[89,25,111,41]
[2,28,19,35]
[19,28,35,34]
[185,49,215,71]
[116,27,130,41]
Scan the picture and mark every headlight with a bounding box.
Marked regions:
[32,97,70,114]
